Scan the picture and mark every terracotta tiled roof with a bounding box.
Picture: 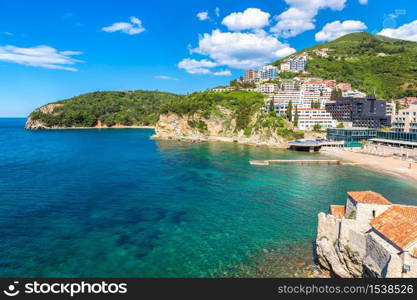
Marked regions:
[412,248,417,258]
[370,205,417,249]
[348,191,392,205]
[330,205,346,219]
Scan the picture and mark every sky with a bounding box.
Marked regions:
[1,0,417,117]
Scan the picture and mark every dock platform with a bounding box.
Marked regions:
[249,159,340,166]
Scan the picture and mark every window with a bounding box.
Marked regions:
[372,210,376,218]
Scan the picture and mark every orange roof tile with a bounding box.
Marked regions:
[330,205,345,219]
[370,205,417,249]
[348,191,392,205]
[412,248,417,258]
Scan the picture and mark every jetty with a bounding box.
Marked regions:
[249,159,340,166]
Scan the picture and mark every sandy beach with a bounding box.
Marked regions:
[323,149,417,183]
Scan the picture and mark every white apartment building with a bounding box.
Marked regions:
[269,89,332,115]
[292,108,333,118]
[301,80,331,92]
[391,105,417,132]
[257,65,278,81]
[293,108,337,130]
[386,102,396,116]
[280,62,290,71]
[342,90,367,98]
[297,118,337,130]
[281,80,301,91]
[256,83,278,94]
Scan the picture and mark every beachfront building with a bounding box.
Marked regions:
[244,69,258,82]
[327,128,377,147]
[326,127,417,150]
[298,118,337,130]
[369,131,417,150]
[325,95,391,128]
[318,191,417,278]
[391,105,417,132]
[256,83,279,94]
[293,108,337,130]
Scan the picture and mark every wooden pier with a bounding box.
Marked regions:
[249,159,340,166]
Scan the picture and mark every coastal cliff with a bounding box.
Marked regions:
[25,104,64,130]
[25,90,181,130]
[153,108,296,148]
[153,90,303,147]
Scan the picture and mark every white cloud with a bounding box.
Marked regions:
[177,58,231,76]
[213,70,232,76]
[378,20,417,42]
[315,20,367,42]
[102,16,145,35]
[215,7,220,18]
[154,75,178,80]
[197,11,209,21]
[178,58,217,74]
[189,29,295,69]
[222,8,270,31]
[0,45,83,71]
[358,0,368,4]
[271,0,347,38]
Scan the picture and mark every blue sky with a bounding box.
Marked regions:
[1,0,417,117]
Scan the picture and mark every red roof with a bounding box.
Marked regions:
[330,205,346,219]
[348,191,392,205]
[371,205,417,249]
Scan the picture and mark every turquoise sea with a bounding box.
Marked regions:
[1,118,417,277]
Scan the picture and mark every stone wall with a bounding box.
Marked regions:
[315,211,404,278]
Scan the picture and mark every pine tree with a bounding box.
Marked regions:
[293,105,299,127]
[287,100,293,121]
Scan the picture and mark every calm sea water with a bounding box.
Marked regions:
[1,118,417,277]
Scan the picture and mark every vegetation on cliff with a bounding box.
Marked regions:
[29,90,182,127]
[274,32,417,99]
[160,90,302,139]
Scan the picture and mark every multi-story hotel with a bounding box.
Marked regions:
[281,79,301,91]
[301,80,330,92]
[325,95,391,128]
[391,105,417,133]
[292,108,337,130]
[256,83,279,94]
[297,118,337,130]
[269,89,332,115]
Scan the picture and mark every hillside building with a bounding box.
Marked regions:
[391,105,417,133]
[244,69,258,82]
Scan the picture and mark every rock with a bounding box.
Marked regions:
[25,103,64,130]
[153,109,291,148]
